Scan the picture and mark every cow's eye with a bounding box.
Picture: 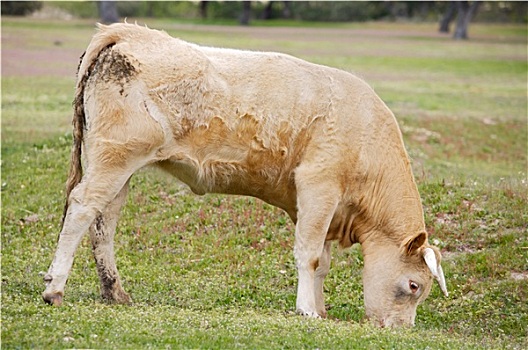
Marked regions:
[409,280,419,294]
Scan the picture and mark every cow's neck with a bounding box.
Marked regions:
[353,144,426,249]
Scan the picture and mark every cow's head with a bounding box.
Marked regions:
[362,232,447,327]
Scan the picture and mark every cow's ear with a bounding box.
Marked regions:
[404,232,427,256]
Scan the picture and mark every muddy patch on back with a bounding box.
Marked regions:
[91,46,138,96]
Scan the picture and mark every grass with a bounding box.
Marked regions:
[2,17,527,349]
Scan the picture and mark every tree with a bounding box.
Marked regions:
[261,1,274,20]
[453,1,480,39]
[282,1,292,19]
[98,1,119,24]
[1,1,42,16]
[199,1,209,19]
[240,1,251,25]
[260,1,293,20]
[439,1,457,33]
[439,1,480,39]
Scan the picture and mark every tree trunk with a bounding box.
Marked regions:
[240,1,251,25]
[98,1,119,24]
[454,1,480,40]
[261,1,274,20]
[439,1,457,32]
[200,1,209,20]
[282,1,292,19]
[146,2,154,17]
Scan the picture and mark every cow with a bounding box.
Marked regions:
[42,23,448,327]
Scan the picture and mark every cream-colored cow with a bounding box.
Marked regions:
[43,23,447,327]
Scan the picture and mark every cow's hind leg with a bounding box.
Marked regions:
[90,180,131,304]
[314,241,332,318]
[294,177,339,318]
[42,166,140,306]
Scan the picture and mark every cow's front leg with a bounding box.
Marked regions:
[293,182,339,318]
[90,180,131,304]
[314,241,332,318]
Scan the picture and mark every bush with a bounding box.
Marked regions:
[290,1,389,22]
[1,1,42,16]
[47,1,98,19]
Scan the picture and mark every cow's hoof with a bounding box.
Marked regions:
[42,292,63,306]
[102,289,132,305]
[317,310,328,319]
[297,309,321,318]
[116,291,132,305]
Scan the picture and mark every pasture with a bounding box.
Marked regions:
[1,17,527,349]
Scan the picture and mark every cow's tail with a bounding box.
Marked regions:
[61,23,128,228]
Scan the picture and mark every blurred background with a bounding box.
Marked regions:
[2,1,527,39]
[2,2,527,348]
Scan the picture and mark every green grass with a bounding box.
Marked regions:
[2,18,527,349]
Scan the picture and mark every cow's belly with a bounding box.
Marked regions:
[156,157,298,219]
